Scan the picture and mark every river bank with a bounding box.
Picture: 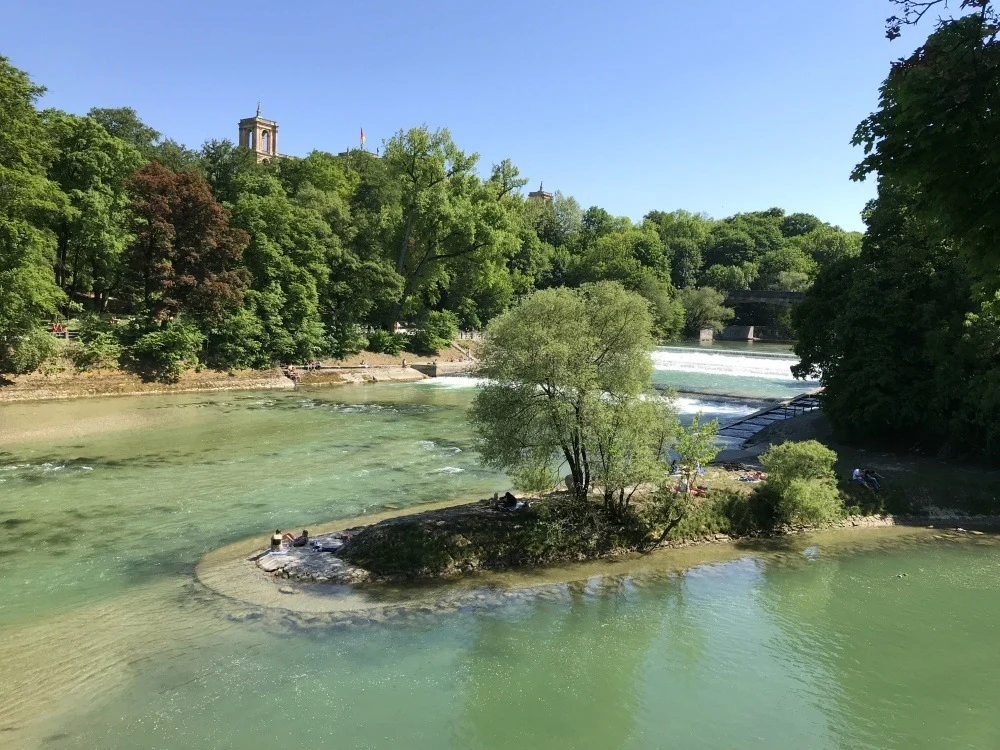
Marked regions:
[251,488,1000,587]
[0,363,432,403]
[0,340,485,403]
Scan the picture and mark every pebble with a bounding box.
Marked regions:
[278,586,295,594]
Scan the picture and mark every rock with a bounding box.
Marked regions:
[955,528,966,532]
[278,585,295,594]
[971,530,985,535]
[257,554,288,573]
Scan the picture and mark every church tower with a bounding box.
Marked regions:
[528,182,553,205]
[238,104,279,162]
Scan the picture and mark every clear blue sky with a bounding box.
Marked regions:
[6,0,927,231]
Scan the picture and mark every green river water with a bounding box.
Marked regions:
[1,348,997,749]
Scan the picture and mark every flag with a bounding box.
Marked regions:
[360,127,366,148]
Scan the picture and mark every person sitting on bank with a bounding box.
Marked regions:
[852,467,865,485]
[863,468,883,492]
[292,530,309,547]
[270,529,284,551]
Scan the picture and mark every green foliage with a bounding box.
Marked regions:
[3,54,863,376]
[72,315,123,370]
[677,287,734,335]
[511,458,561,496]
[854,11,1000,273]
[120,319,204,382]
[0,56,65,375]
[758,440,843,526]
[328,323,368,359]
[673,413,720,493]
[471,283,659,502]
[366,329,407,355]
[1,328,57,375]
[410,310,458,355]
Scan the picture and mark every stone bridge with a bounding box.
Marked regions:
[724,290,805,307]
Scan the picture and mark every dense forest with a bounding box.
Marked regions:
[794,0,1000,462]
[1,55,859,381]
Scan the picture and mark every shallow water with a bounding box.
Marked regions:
[2,351,995,749]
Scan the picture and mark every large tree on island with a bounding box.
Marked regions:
[470,282,678,507]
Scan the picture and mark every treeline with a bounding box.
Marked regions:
[1,55,859,380]
[794,1,1000,462]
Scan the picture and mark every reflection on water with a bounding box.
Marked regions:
[7,528,997,750]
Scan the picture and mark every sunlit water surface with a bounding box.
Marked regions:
[3,348,996,749]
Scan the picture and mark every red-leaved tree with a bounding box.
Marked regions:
[126,161,249,322]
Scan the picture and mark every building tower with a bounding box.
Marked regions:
[238,103,279,163]
[528,182,553,204]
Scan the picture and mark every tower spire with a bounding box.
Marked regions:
[256,101,261,117]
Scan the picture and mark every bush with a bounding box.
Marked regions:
[121,319,204,382]
[329,323,367,359]
[410,310,459,355]
[366,329,407,355]
[0,327,57,375]
[757,440,844,527]
[72,316,123,370]
[511,459,560,495]
[202,308,270,370]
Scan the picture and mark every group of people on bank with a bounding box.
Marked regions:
[270,529,309,551]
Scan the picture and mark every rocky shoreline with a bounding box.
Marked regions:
[250,502,999,587]
[0,364,431,403]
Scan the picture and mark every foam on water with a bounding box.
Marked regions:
[652,347,815,381]
[415,375,484,389]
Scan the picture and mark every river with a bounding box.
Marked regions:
[1,345,997,749]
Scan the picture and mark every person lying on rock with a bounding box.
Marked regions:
[292,530,309,547]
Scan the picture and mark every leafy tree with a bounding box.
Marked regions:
[672,413,720,494]
[411,310,459,355]
[470,282,656,501]
[72,315,123,370]
[88,106,160,154]
[199,139,259,205]
[379,127,519,327]
[587,394,679,513]
[756,245,816,291]
[780,212,823,238]
[701,263,754,292]
[677,287,734,336]
[793,186,976,452]
[42,111,142,307]
[120,318,204,382]
[758,440,842,526]
[227,171,330,361]
[854,7,1000,273]
[0,56,64,374]
[125,162,250,324]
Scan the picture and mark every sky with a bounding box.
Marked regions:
[5,0,930,232]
